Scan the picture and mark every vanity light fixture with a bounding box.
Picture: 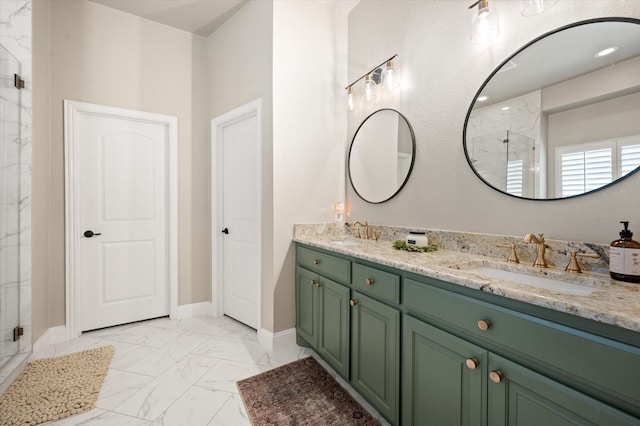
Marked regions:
[364,74,374,101]
[347,86,355,111]
[384,60,395,90]
[595,46,618,58]
[468,0,499,44]
[345,54,398,109]
[521,0,558,17]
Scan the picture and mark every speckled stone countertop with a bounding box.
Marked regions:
[293,223,640,334]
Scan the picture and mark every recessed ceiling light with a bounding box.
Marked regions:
[501,106,510,111]
[477,96,489,102]
[595,47,618,58]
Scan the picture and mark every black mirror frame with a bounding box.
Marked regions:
[348,108,416,204]
[462,17,640,201]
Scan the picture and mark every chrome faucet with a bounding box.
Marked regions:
[523,233,548,268]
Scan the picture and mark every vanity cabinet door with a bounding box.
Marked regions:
[295,266,351,379]
[403,315,487,426]
[296,267,319,347]
[487,353,638,426]
[317,277,350,379]
[351,291,400,425]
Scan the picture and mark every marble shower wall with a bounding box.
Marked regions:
[0,0,32,366]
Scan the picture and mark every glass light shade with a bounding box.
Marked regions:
[521,0,558,16]
[347,87,355,110]
[469,2,499,44]
[364,75,373,101]
[384,61,395,90]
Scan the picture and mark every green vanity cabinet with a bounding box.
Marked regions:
[295,243,640,425]
[403,315,487,426]
[295,266,350,378]
[351,291,400,425]
[487,353,638,425]
[403,312,639,426]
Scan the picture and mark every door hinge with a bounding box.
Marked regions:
[14,74,25,89]
[13,326,24,342]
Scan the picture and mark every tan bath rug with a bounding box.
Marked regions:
[0,345,114,426]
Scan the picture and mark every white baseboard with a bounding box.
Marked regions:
[257,327,296,352]
[32,325,68,354]
[173,301,214,319]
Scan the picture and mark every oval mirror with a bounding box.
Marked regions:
[464,18,640,200]
[349,109,416,203]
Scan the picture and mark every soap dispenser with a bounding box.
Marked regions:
[610,221,640,283]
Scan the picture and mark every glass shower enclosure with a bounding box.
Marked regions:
[469,130,536,198]
[0,43,22,371]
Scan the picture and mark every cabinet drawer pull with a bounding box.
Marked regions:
[310,279,316,286]
[477,319,491,331]
[315,281,322,288]
[365,278,374,286]
[465,358,479,370]
[349,299,357,306]
[489,371,503,384]
[314,259,321,265]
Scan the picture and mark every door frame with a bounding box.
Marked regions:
[64,100,178,339]
[211,99,262,331]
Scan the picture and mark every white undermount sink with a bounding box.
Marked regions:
[463,266,595,296]
[330,239,361,246]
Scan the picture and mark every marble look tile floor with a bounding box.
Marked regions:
[28,315,389,426]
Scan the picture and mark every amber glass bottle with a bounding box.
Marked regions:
[610,221,640,283]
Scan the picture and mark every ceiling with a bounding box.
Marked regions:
[476,20,640,108]
[89,0,248,37]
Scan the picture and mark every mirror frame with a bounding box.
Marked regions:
[348,108,416,204]
[462,17,640,201]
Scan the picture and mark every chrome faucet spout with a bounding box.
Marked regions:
[524,233,548,268]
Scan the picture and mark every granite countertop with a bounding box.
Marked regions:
[293,224,640,334]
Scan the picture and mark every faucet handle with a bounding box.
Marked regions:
[565,250,601,274]
[496,244,520,263]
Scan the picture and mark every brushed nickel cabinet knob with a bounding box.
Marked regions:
[365,278,374,286]
[314,259,320,265]
[349,299,357,306]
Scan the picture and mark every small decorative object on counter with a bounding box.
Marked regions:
[610,221,640,283]
[393,240,437,253]
[406,231,428,246]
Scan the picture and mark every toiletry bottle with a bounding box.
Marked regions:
[610,221,640,283]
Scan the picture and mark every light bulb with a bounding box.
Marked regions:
[347,86,354,111]
[384,60,395,90]
[364,74,373,101]
[469,0,499,44]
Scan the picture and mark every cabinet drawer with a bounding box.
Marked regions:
[297,246,350,283]
[404,278,640,415]
[352,263,400,304]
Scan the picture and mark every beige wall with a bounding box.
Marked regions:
[206,0,275,330]
[32,0,209,338]
[272,1,350,331]
[347,0,640,245]
[32,0,51,342]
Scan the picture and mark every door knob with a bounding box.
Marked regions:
[221,227,229,234]
[83,230,101,238]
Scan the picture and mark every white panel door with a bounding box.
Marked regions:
[77,113,169,331]
[221,114,260,329]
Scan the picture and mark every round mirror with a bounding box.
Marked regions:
[348,109,416,203]
[464,18,640,200]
